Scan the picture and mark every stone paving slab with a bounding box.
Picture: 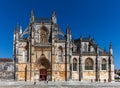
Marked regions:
[0,81,119,88]
[0,85,119,88]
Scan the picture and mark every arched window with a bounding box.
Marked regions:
[101,59,107,70]
[58,46,63,62]
[40,26,49,43]
[85,58,94,70]
[73,58,77,71]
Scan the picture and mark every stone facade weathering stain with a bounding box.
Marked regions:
[13,10,114,82]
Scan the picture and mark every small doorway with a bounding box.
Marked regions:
[39,69,47,81]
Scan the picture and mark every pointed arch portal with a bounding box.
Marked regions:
[36,54,51,81]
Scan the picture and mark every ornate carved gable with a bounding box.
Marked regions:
[36,54,50,69]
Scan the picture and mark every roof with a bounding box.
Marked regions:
[0,58,12,62]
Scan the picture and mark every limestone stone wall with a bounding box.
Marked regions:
[72,72,79,81]
[83,71,95,82]
[100,71,109,82]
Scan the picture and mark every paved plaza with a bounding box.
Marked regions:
[0,81,120,88]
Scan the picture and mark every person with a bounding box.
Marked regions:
[104,79,106,83]
[91,79,93,82]
[34,80,36,85]
[47,80,48,84]
[99,79,100,82]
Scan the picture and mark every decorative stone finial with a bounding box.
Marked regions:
[52,11,57,24]
[30,9,34,23]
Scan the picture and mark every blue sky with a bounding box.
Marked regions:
[0,0,120,69]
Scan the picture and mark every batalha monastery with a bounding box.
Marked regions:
[13,10,114,82]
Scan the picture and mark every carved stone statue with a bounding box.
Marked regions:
[40,26,48,43]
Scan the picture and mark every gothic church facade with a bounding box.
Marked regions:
[13,11,114,82]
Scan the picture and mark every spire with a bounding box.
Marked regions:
[20,26,22,34]
[13,29,16,41]
[14,23,19,40]
[109,42,113,55]
[69,28,72,41]
[109,42,112,49]
[80,35,82,41]
[30,9,34,17]
[69,29,71,34]
[52,11,56,16]
[30,9,34,23]
[66,25,69,41]
[15,23,19,33]
[52,11,57,24]
[97,45,99,55]
[66,24,71,34]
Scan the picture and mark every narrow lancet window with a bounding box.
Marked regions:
[73,58,77,71]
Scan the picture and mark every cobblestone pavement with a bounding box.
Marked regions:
[0,81,120,88]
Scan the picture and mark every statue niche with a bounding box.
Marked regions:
[40,26,49,43]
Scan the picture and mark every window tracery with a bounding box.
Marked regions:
[101,59,107,70]
[85,58,94,70]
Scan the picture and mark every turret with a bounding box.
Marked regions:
[52,11,57,24]
[13,29,16,41]
[66,25,71,42]
[30,10,34,23]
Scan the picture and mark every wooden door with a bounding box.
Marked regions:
[39,69,47,81]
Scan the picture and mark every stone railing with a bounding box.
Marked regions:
[35,43,51,47]
[35,18,51,23]
[72,52,96,56]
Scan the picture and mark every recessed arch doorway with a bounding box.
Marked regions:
[36,53,51,81]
